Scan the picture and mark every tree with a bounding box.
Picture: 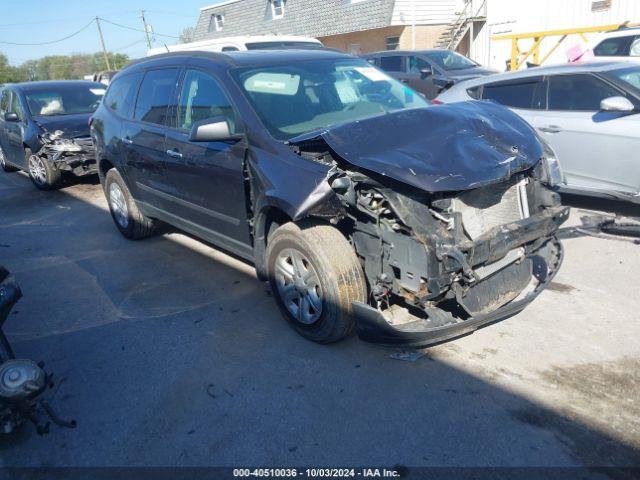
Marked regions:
[179,27,195,44]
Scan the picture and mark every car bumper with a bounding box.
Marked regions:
[352,237,564,347]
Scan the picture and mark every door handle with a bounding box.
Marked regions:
[122,137,133,145]
[166,149,183,159]
[539,125,562,133]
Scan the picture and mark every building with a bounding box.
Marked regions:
[192,0,639,69]
[193,0,470,54]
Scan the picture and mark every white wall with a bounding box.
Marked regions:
[391,0,458,26]
[473,0,640,70]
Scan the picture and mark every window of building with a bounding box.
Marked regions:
[104,72,143,119]
[348,43,361,55]
[271,0,285,19]
[208,13,224,32]
[177,69,237,133]
[134,68,180,126]
[379,55,403,72]
[547,74,621,111]
[385,36,400,50]
[482,78,544,109]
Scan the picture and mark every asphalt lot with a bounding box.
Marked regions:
[0,169,639,472]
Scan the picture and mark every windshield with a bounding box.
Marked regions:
[423,51,478,71]
[608,65,640,92]
[25,84,105,116]
[233,58,429,140]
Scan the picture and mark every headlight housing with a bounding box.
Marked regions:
[538,136,565,187]
[40,130,83,153]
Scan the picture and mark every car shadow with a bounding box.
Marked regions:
[0,171,639,476]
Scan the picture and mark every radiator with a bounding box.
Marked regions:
[453,178,529,240]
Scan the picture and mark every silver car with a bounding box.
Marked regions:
[436,62,640,203]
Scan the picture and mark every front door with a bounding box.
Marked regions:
[163,69,250,245]
[1,91,27,168]
[532,74,640,195]
[404,55,440,99]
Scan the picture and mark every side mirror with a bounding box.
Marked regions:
[189,116,242,142]
[600,96,635,112]
[432,77,455,91]
[419,68,432,78]
[4,112,19,122]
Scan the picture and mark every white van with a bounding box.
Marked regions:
[147,35,324,56]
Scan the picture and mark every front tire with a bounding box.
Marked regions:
[104,169,155,240]
[266,221,367,344]
[27,149,61,190]
[0,146,18,172]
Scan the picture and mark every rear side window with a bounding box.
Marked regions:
[594,36,633,56]
[104,72,143,119]
[482,79,543,109]
[134,68,180,125]
[547,74,621,111]
[379,56,403,72]
[467,86,482,99]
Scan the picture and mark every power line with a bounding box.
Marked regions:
[98,17,180,39]
[0,19,96,46]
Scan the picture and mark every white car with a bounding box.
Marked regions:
[592,27,640,62]
[435,62,640,203]
[147,35,323,56]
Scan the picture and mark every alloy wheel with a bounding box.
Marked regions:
[274,248,323,324]
[28,155,47,185]
[109,183,129,229]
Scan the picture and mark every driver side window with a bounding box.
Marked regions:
[177,70,236,133]
[406,56,431,74]
[10,92,24,121]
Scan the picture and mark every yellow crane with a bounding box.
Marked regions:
[492,22,640,71]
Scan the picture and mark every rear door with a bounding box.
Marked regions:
[122,68,181,209]
[0,89,13,165]
[480,76,546,127]
[163,68,250,245]
[535,73,640,194]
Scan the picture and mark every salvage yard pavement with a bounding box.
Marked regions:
[0,170,639,470]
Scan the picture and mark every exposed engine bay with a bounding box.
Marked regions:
[288,109,569,346]
[0,266,76,435]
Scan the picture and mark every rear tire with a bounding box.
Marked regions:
[104,169,155,240]
[266,221,367,344]
[27,149,61,190]
[0,146,18,172]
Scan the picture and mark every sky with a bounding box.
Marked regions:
[0,0,220,65]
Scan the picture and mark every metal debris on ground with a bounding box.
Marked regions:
[389,350,427,362]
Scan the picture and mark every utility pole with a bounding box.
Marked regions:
[95,17,112,71]
[140,10,153,50]
[411,0,416,49]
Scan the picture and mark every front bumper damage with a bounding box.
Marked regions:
[37,136,97,177]
[353,235,564,347]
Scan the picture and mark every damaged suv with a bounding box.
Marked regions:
[91,50,569,346]
[0,81,105,189]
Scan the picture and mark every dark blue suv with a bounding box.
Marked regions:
[0,81,104,189]
[90,49,567,346]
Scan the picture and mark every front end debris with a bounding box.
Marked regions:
[289,104,570,346]
[36,129,97,177]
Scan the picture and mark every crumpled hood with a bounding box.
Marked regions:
[316,101,544,192]
[33,113,92,139]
